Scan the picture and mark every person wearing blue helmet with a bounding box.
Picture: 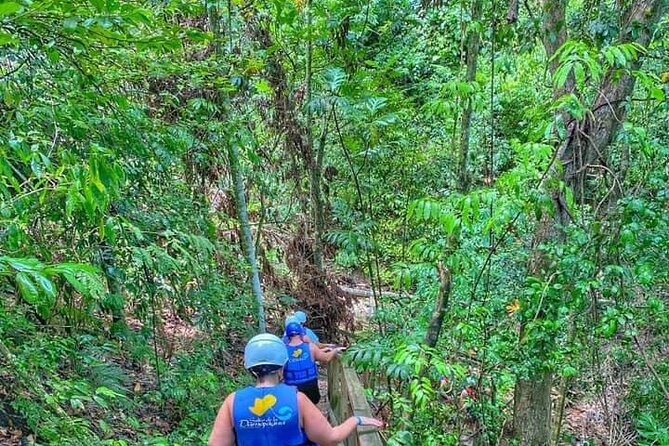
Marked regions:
[293,310,321,344]
[208,333,384,446]
[282,316,313,344]
[284,322,343,404]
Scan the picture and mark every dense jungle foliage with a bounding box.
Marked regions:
[1,0,668,445]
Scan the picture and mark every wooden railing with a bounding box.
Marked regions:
[327,358,385,446]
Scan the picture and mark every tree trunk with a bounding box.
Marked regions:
[507,0,519,23]
[513,371,553,446]
[424,263,452,348]
[540,1,569,76]
[458,0,483,191]
[227,143,266,332]
[305,0,325,273]
[513,1,667,444]
[310,121,328,274]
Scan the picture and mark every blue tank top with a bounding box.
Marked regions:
[232,384,308,446]
[284,343,318,385]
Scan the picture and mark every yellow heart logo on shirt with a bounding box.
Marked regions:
[249,394,277,417]
[292,348,303,358]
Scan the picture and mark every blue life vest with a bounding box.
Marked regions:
[285,342,318,385]
[232,384,309,446]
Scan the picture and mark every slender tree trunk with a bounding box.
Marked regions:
[98,241,127,336]
[305,0,325,273]
[424,263,452,348]
[311,120,329,276]
[458,0,483,191]
[513,2,667,445]
[227,143,266,332]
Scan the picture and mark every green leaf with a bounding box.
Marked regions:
[0,2,21,16]
[63,272,88,296]
[104,218,117,245]
[16,272,40,304]
[561,365,577,378]
[96,386,121,398]
[422,201,431,221]
[254,79,272,95]
[324,67,346,93]
[1,256,43,273]
[34,273,57,299]
[554,61,573,89]
[92,395,109,409]
[573,62,585,90]
[0,31,17,46]
[46,262,98,276]
[65,187,82,217]
[602,319,618,338]
[441,213,457,236]
[612,47,626,66]
[649,87,665,101]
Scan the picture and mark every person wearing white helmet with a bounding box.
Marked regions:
[208,333,384,446]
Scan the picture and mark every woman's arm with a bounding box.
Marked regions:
[310,342,342,363]
[298,393,383,446]
[208,394,236,446]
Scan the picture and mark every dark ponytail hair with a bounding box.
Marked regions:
[249,364,282,378]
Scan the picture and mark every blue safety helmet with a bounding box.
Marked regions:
[294,310,307,324]
[243,333,288,369]
[285,322,303,337]
[285,316,304,329]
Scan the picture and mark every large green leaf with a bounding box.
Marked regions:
[16,272,40,304]
[45,262,99,275]
[34,273,57,299]
[1,256,43,273]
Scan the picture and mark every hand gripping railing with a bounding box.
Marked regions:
[327,357,385,446]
